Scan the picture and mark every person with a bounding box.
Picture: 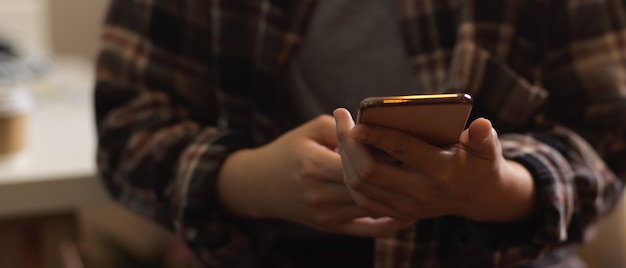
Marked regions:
[94,0,626,267]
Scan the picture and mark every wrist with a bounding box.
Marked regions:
[457,159,536,222]
[216,148,266,219]
[489,159,537,222]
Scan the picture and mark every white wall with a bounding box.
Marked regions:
[47,0,110,60]
[0,0,109,60]
[0,0,51,56]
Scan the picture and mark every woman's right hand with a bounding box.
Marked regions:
[217,115,414,237]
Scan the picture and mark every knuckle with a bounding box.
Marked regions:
[313,114,334,126]
[303,191,325,206]
[432,174,453,194]
[389,140,410,158]
[336,129,351,143]
[354,197,376,211]
[346,176,366,190]
[337,131,350,142]
[298,154,322,181]
[316,114,334,122]
[416,191,440,209]
[355,163,378,180]
[346,162,380,190]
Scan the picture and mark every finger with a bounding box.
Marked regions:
[334,108,433,214]
[301,115,352,190]
[346,186,401,217]
[338,133,430,196]
[349,180,424,220]
[312,148,345,184]
[317,205,380,224]
[350,123,445,168]
[333,108,356,143]
[333,108,380,180]
[308,115,340,149]
[458,118,499,160]
[334,217,415,238]
[311,182,361,205]
[335,108,432,202]
[340,154,423,214]
[339,149,411,219]
[342,161,435,220]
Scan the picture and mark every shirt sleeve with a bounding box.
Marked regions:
[467,0,626,266]
[95,0,278,266]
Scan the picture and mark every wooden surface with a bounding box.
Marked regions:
[0,213,77,268]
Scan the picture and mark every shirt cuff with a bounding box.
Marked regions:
[489,134,577,265]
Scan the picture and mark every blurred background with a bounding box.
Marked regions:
[0,0,200,267]
[0,1,623,268]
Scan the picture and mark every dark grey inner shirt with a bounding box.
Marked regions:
[286,0,421,121]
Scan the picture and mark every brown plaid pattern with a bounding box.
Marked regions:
[95,0,626,267]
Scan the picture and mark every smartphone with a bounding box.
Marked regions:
[356,93,473,147]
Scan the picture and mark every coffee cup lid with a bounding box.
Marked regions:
[0,85,34,117]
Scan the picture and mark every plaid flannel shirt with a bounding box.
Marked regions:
[95,0,626,267]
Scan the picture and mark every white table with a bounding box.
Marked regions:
[0,58,108,219]
[0,58,109,268]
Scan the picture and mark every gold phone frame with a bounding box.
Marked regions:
[356,93,473,147]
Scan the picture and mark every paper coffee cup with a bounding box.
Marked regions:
[0,85,34,155]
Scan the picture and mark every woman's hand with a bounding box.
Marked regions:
[334,108,536,222]
[217,115,414,237]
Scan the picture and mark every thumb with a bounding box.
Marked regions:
[333,108,355,141]
[459,118,499,159]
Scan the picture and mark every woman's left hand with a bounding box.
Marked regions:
[333,108,536,222]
